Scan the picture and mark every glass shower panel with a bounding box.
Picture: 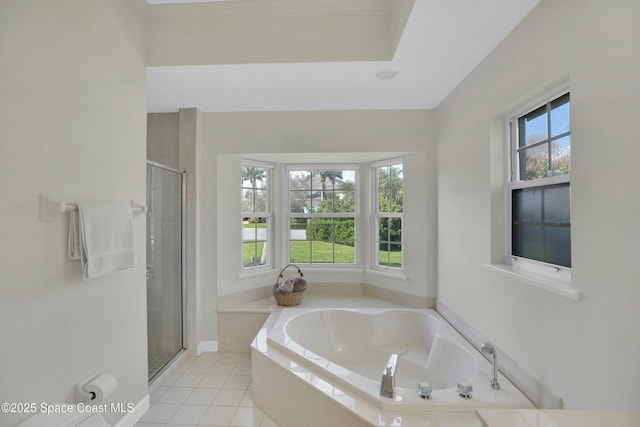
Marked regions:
[146,163,184,381]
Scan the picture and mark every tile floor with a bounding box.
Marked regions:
[135,352,278,427]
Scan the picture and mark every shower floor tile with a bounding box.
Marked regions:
[148,353,178,379]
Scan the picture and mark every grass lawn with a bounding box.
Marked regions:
[243,240,401,268]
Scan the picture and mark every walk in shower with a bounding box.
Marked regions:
[146,161,186,381]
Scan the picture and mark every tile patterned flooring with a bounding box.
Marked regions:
[135,352,278,427]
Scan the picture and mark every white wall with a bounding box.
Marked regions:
[0,1,148,425]
[147,113,179,169]
[436,0,640,410]
[199,110,436,299]
[145,1,395,66]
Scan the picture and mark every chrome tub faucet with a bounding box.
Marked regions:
[379,353,398,398]
[481,342,500,390]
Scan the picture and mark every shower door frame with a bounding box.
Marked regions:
[146,160,187,381]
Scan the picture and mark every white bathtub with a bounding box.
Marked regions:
[266,308,534,413]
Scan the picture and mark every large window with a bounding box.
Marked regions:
[373,159,403,271]
[286,165,357,266]
[241,161,273,270]
[509,90,571,269]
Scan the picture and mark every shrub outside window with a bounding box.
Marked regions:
[241,161,273,270]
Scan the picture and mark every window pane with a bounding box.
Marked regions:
[289,167,357,266]
[520,144,549,180]
[513,188,542,222]
[242,219,268,267]
[389,219,402,242]
[309,218,332,242]
[289,218,307,240]
[241,189,255,213]
[334,218,355,242]
[332,191,355,213]
[378,243,390,267]
[289,190,309,213]
[389,243,402,268]
[254,189,267,212]
[544,227,571,268]
[378,164,403,213]
[512,224,543,262]
[311,241,334,263]
[550,93,570,137]
[242,167,267,188]
[290,171,310,190]
[378,218,389,242]
[551,135,571,176]
[334,243,355,264]
[310,171,321,190]
[290,241,310,263]
[543,184,570,224]
[519,104,548,147]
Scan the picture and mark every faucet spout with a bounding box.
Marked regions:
[379,353,398,398]
[481,342,500,390]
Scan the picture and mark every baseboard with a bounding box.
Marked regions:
[114,394,149,427]
[197,340,219,354]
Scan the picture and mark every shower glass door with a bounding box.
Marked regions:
[146,162,185,381]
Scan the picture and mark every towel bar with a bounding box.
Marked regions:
[39,193,147,221]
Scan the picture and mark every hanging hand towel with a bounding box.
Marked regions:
[68,201,136,279]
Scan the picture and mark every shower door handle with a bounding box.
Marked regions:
[146,265,155,280]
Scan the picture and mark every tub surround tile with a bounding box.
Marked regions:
[363,283,435,308]
[218,282,431,313]
[436,299,563,410]
[476,409,640,427]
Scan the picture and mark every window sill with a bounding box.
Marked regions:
[238,268,278,280]
[484,263,580,301]
[366,268,407,280]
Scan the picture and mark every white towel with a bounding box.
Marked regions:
[68,201,136,279]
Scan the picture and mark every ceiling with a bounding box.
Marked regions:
[146,0,540,113]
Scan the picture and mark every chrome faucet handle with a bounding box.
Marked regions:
[481,342,495,355]
[379,353,398,399]
[418,382,432,399]
[457,382,473,399]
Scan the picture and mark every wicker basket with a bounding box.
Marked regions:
[273,264,306,306]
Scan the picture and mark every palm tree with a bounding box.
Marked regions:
[242,166,266,188]
[242,166,268,214]
[318,170,343,199]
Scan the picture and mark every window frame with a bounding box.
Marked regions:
[240,159,274,274]
[371,158,404,275]
[284,163,360,270]
[504,84,573,292]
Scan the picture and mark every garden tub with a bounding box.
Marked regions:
[265,308,534,412]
